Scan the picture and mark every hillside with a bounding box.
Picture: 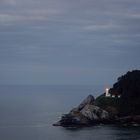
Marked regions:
[96,70,140,116]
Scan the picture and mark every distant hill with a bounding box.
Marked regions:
[96,70,140,117]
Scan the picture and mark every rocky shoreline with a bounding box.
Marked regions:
[53,95,140,127]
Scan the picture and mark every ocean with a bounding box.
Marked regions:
[0,85,140,140]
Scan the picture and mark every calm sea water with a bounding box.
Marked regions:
[0,85,140,140]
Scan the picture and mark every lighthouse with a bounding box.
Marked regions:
[105,88,111,97]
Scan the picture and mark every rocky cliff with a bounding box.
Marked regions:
[53,95,110,127]
[53,70,140,127]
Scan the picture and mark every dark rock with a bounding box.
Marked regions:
[53,95,110,127]
[70,94,95,112]
[80,104,109,121]
[105,106,119,119]
[119,115,140,124]
[53,121,61,126]
[77,94,95,110]
[53,113,91,127]
[58,113,91,127]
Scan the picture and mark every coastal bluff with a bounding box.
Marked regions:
[53,70,140,127]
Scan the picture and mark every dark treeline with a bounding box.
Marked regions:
[110,70,140,116]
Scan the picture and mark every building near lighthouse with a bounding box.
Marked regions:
[105,88,121,98]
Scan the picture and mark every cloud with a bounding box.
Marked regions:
[83,23,119,31]
[0,0,64,25]
[0,13,48,25]
[0,0,17,5]
[0,0,140,85]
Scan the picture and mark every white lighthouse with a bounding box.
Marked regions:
[105,88,111,97]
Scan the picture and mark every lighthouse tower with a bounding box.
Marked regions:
[105,88,111,97]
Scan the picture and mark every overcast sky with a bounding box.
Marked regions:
[0,0,140,85]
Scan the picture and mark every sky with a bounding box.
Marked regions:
[0,0,140,85]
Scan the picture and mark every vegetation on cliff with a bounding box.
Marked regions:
[95,96,120,118]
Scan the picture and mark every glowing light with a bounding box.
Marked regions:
[105,88,110,97]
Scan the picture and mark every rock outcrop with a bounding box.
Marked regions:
[80,104,109,121]
[118,115,140,125]
[53,95,110,127]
